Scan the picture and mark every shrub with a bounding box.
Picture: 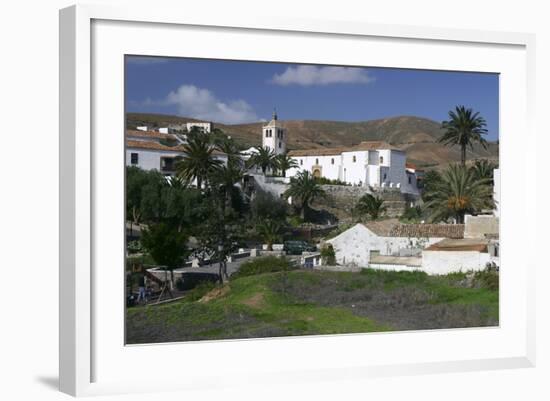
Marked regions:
[314,177,350,186]
[232,256,295,279]
[176,272,220,291]
[127,240,143,254]
[473,269,499,291]
[320,244,336,265]
[184,281,218,302]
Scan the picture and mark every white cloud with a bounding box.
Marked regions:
[163,85,259,124]
[270,65,374,86]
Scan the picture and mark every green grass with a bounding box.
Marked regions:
[126,268,498,344]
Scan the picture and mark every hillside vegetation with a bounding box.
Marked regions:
[126,268,498,344]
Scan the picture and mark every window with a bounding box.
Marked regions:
[265,131,269,138]
[130,153,138,165]
[300,159,303,166]
[278,141,281,148]
[353,155,356,162]
[380,156,384,164]
[331,158,334,165]
[408,176,412,184]
[315,158,319,165]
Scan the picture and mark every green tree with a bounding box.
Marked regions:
[470,159,498,184]
[176,132,222,189]
[275,153,298,177]
[423,164,494,224]
[353,193,387,221]
[141,223,189,283]
[256,219,283,251]
[439,105,488,166]
[250,190,288,223]
[284,170,326,220]
[320,244,336,265]
[247,146,278,175]
[126,166,150,236]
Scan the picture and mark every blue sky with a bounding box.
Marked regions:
[126,56,499,141]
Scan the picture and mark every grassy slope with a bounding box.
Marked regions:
[126,269,498,344]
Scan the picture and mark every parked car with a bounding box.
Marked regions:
[283,240,317,255]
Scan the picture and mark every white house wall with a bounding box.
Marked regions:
[326,224,443,267]
[126,148,181,171]
[422,250,490,275]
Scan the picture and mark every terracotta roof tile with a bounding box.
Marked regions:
[126,140,185,152]
[425,238,488,252]
[364,220,464,239]
[126,130,176,140]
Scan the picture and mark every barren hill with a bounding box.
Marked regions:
[126,113,498,168]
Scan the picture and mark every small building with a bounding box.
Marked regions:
[186,122,213,133]
[126,140,185,176]
[326,219,464,267]
[422,238,492,275]
[126,129,227,178]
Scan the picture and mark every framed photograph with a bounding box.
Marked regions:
[59,4,536,396]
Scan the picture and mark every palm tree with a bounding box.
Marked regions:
[209,159,244,208]
[423,163,494,224]
[215,136,242,165]
[256,219,282,251]
[284,170,326,220]
[176,132,221,189]
[246,146,278,175]
[440,105,489,166]
[275,153,298,177]
[354,193,387,221]
[470,159,498,184]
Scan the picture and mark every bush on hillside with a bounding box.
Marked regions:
[231,256,295,279]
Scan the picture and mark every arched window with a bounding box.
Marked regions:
[315,158,319,165]
[278,142,281,148]
[331,158,334,165]
[379,156,384,164]
[353,155,356,162]
[300,159,303,166]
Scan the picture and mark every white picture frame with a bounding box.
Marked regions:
[59,4,536,397]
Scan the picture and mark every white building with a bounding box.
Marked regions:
[287,141,419,195]
[186,122,212,133]
[327,219,463,268]
[327,215,499,275]
[126,129,226,177]
[262,111,286,155]
[126,140,184,176]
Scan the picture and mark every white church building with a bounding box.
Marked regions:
[286,141,418,192]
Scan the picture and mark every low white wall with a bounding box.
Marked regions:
[422,250,490,275]
[368,263,422,272]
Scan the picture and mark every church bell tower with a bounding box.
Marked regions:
[261,109,287,155]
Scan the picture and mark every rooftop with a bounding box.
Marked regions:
[425,238,489,252]
[126,140,226,156]
[287,141,401,157]
[364,219,465,239]
[126,130,176,140]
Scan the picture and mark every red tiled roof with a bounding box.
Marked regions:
[126,130,176,140]
[126,140,226,156]
[425,238,488,252]
[126,140,185,152]
[364,220,465,239]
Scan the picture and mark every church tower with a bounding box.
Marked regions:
[261,109,287,155]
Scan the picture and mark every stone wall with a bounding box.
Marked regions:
[320,185,416,218]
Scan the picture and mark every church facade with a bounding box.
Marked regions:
[264,112,419,195]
